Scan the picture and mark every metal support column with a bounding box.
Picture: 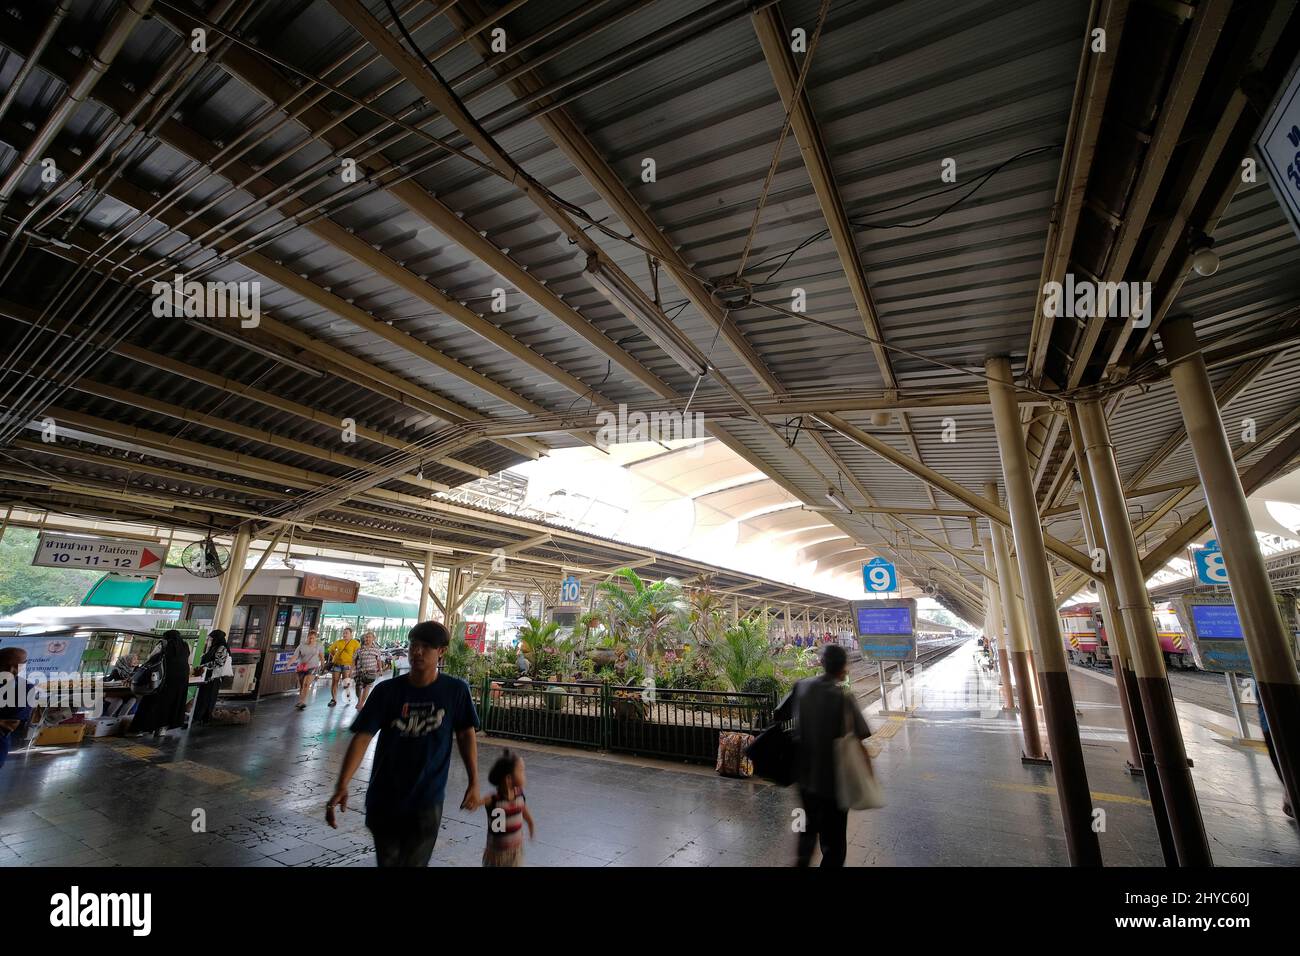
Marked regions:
[987,485,1044,757]
[212,526,251,634]
[981,534,1016,710]
[1077,398,1211,866]
[1161,315,1300,818]
[987,356,1101,866]
[446,567,462,634]
[1006,556,1043,711]
[1068,407,1177,866]
[1066,408,1144,772]
[417,550,434,622]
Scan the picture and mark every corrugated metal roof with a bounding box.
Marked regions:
[2,0,1298,621]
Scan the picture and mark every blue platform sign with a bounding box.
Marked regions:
[862,558,897,594]
[1193,539,1229,587]
[559,575,581,604]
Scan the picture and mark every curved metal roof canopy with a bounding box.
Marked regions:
[0,0,1298,631]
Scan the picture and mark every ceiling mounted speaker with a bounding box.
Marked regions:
[870,411,893,427]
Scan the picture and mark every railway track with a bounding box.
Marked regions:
[1070,660,1260,723]
[847,636,969,707]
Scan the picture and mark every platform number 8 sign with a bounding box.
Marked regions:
[863,558,897,594]
[1193,540,1229,586]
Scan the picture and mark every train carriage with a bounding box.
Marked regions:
[1058,602,1192,670]
[1060,604,1106,666]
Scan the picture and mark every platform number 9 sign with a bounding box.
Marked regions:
[863,558,897,594]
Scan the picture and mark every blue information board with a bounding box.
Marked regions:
[849,598,916,663]
[1175,595,1298,675]
[1190,604,1244,640]
[855,606,912,635]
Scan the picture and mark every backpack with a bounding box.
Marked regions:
[131,652,166,696]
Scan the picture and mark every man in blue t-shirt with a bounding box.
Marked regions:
[326,621,480,866]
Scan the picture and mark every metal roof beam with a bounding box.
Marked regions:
[817,412,1095,577]
[154,2,672,400]
[753,5,954,552]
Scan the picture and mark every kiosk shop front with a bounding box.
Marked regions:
[157,569,359,698]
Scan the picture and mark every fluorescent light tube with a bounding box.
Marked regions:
[585,256,709,379]
[825,487,852,514]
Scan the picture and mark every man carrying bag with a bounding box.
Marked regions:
[771,643,878,867]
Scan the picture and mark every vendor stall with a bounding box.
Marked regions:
[157,569,359,698]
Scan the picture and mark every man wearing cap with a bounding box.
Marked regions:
[326,621,481,866]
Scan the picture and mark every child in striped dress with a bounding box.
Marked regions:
[482,750,534,867]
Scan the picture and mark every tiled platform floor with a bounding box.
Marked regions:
[1,641,1295,867]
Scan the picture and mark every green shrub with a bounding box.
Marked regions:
[741,674,782,699]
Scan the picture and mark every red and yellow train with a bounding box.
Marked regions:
[1059,602,1193,670]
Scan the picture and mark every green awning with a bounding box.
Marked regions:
[323,594,419,620]
[81,574,180,609]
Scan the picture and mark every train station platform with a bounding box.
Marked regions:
[0,640,1295,868]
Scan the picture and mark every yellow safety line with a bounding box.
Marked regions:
[992,780,1150,806]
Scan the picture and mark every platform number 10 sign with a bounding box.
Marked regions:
[862,558,897,594]
[560,575,582,603]
[1193,540,1229,586]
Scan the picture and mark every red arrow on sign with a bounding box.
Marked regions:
[140,548,161,568]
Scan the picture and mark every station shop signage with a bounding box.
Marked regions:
[849,597,917,663]
[31,532,164,576]
[1173,592,1298,675]
[299,573,359,603]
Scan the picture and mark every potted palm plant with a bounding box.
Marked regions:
[596,567,689,668]
[517,617,561,678]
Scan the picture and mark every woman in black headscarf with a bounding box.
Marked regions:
[130,630,194,737]
[192,630,230,727]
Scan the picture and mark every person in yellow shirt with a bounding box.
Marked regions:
[328,627,361,708]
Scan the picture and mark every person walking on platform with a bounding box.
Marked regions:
[292,630,324,710]
[192,630,231,727]
[774,643,872,867]
[0,647,34,771]
[325,621,481,867]
[327,627,360,708]
[130,630,193,738]
[481,750,534,867]
[353,631,383,710]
